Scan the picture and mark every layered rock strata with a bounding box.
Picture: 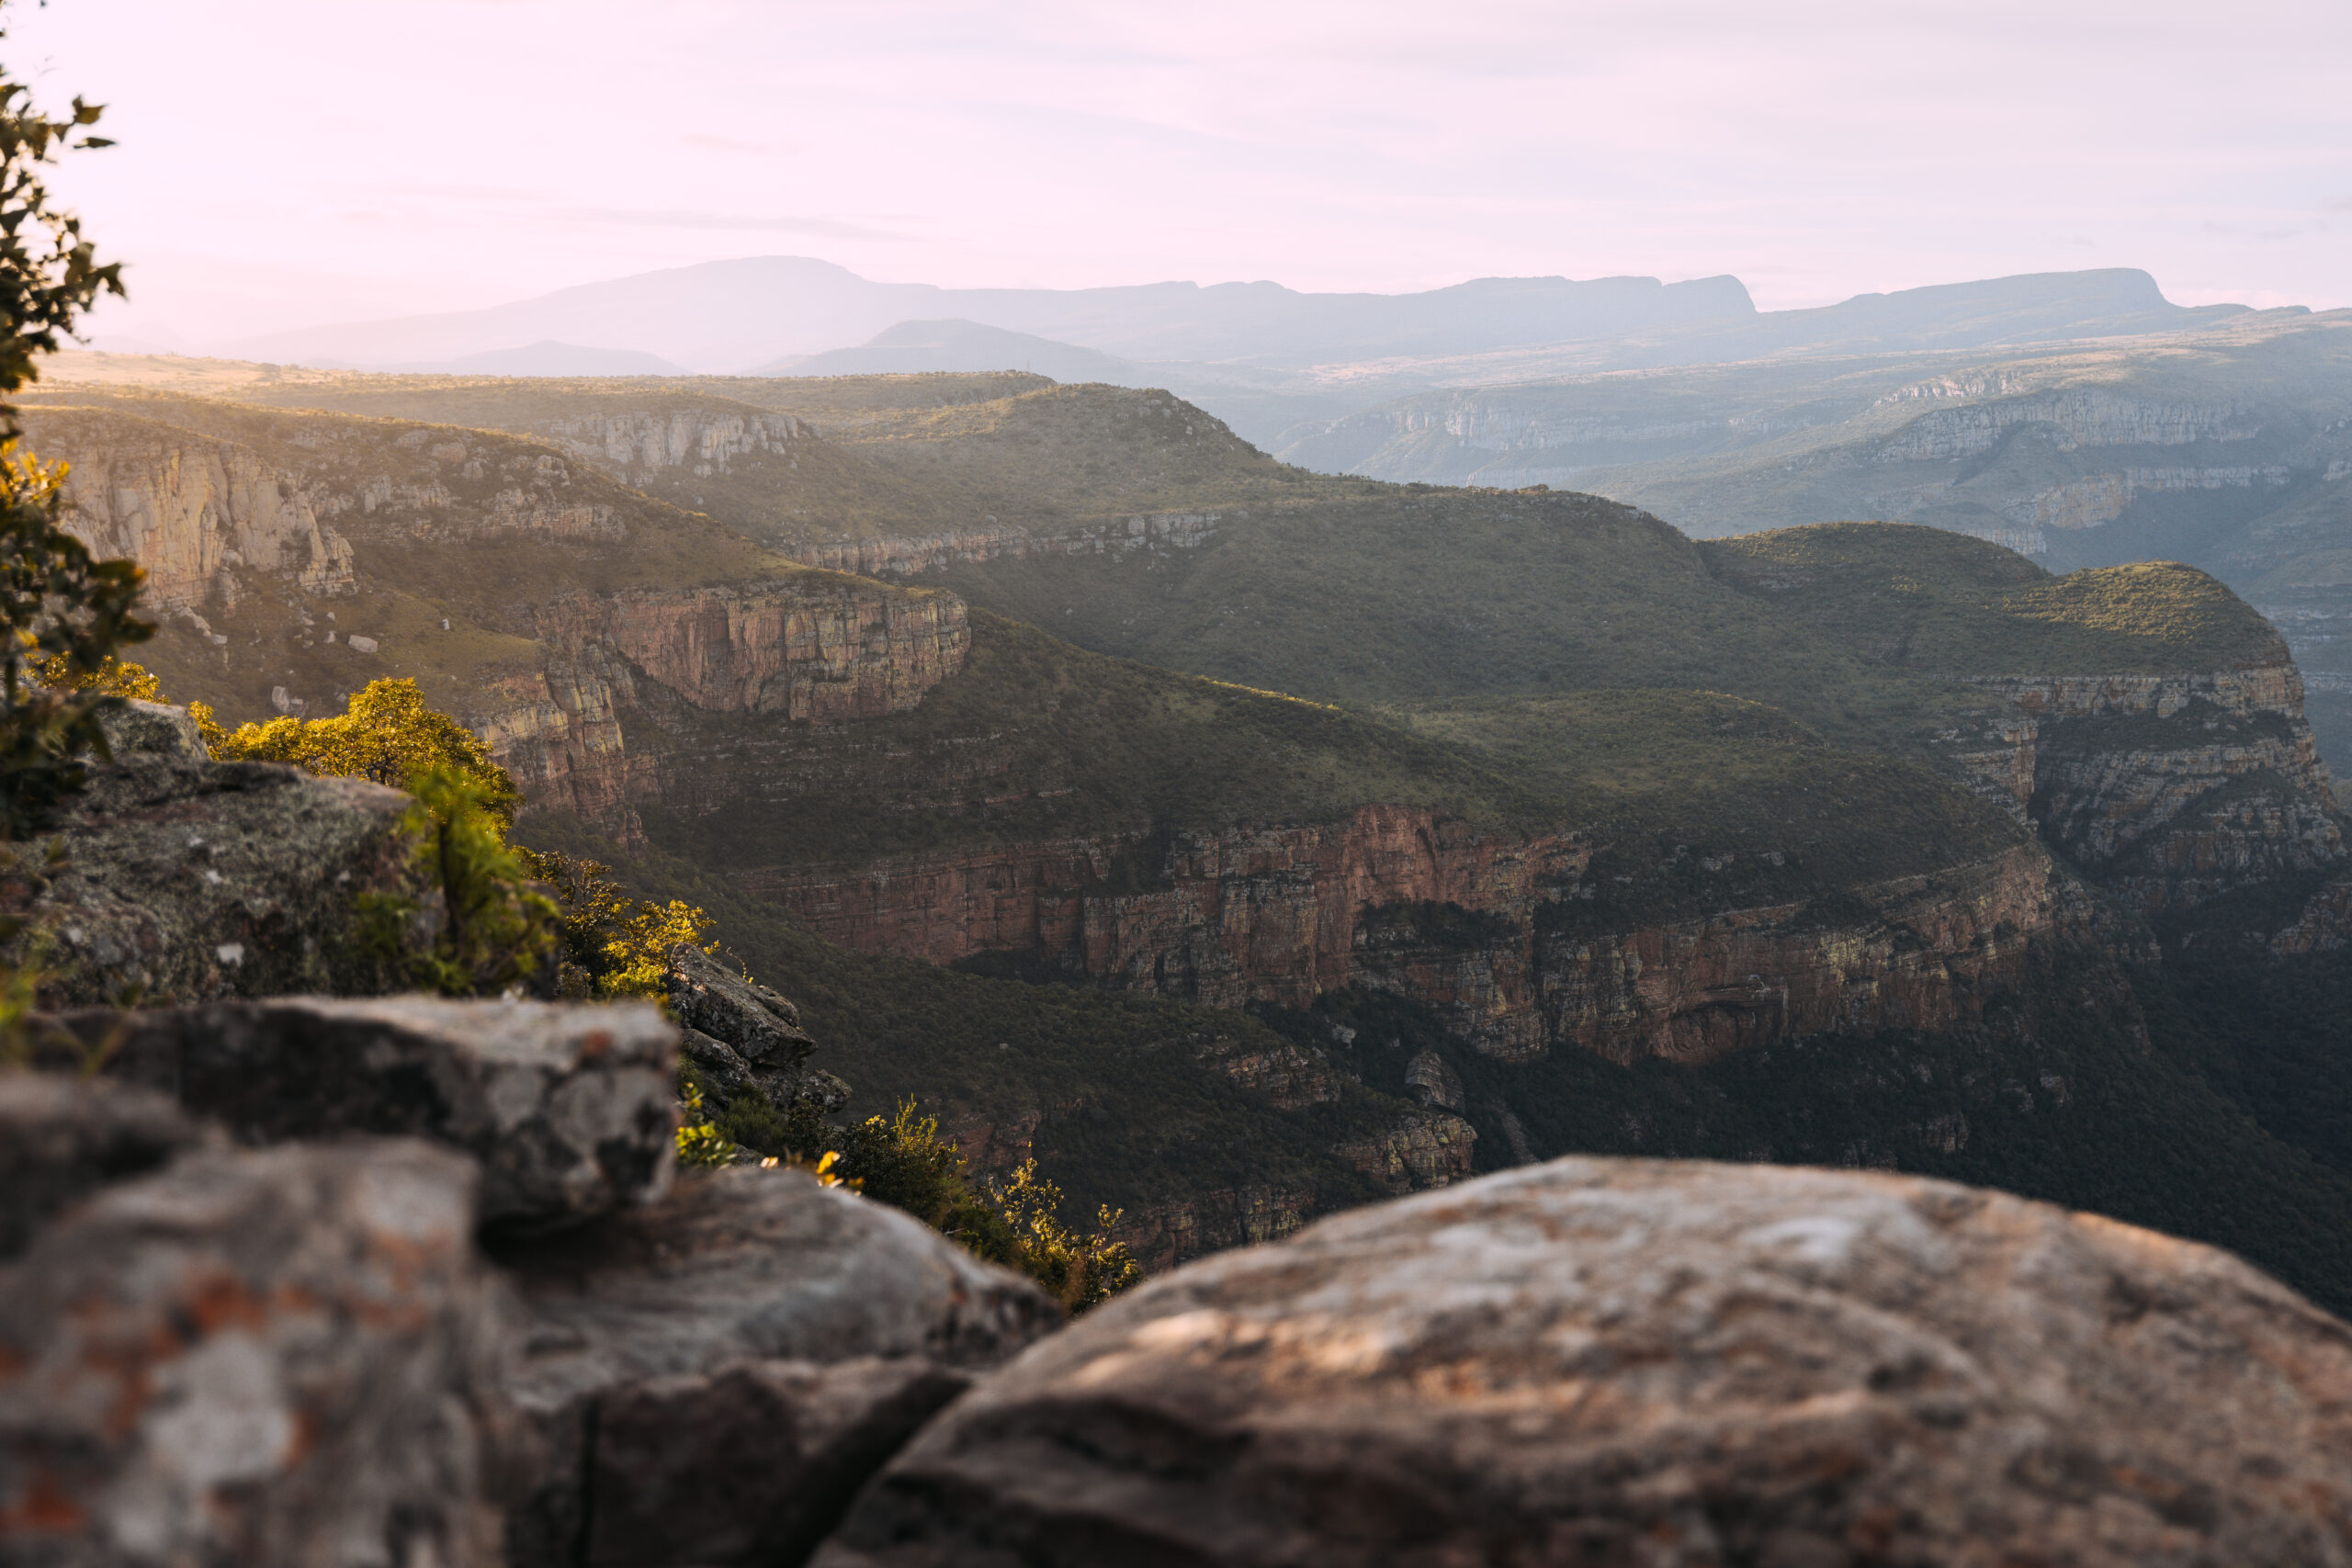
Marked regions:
[532,579,967,722]
[761,818,2070,1066]
[758,807,1581,1059]
[1951,665,2345,912]
[818,1157,2352,1568]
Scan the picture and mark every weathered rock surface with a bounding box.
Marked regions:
[39,997,678,1229]
[533,577,967,723]
[490,1166,1059,1567]
[0,704,432,1006]
[0,1136,520,1568]
[0,1072,203,1259]
[761,818,2078,1067]
[32,407,360,611]
[583,1358,974,1568]
[820,1157,2352,1568]
[667,942,847,1116]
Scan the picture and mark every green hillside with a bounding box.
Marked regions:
[1701,524,2290,674]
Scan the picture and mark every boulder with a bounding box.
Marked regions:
[0,1071,204,1259]
[819,1157,2352,1568]
[39,996,679,1229]
[96,697,209,762]
[0,708,431,1005]
[584,1358,974,1568]
[491,1165,1059,1568]
[0,1136,522,1568]
[666,942,848,1115]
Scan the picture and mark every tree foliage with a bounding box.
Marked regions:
[0,41,138,840]
[207,677,520,826]
[828,1100,1139,1314]
[511,845,713,998]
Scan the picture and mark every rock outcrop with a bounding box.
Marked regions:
[762,818,2075,1066]
[820,1157,2352,1568]
[30,409,359,611]
[0,1074,203,1259]
[0,1135,520,1568]
[1954,665,2346,913]
[0,702,434,1006]
[532,577,967,723]
[667,942,849,1118]
[490,1165,1061,1566]
[39,997,679,1229]
[2,983,1050,1568]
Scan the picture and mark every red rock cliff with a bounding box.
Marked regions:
[749,810,2076,1066]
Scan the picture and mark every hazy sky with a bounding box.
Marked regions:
[12,0,2351,345]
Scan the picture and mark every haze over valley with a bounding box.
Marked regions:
[12,5,2352,1561]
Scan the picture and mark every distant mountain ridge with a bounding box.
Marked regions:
[218,256,1754,375]
[217,257,2252,394]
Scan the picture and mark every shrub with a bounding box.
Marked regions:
[511,845,714,998]
[208,676,519,826]
[357,767,556,997]
[831,1099,1139,1313]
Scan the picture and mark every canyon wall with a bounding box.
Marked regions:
[793,510,1225,577]
[29,412,357,610]
[531,407,814,479]
[1951,663,2344,912]
[751,809,2078,1067]
[534,580,967,721]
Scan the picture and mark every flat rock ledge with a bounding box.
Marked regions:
[819,1157,2352,1568]
[41,996,679,1228]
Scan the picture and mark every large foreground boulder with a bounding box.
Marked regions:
[820,1158,2352,1568]
[40,997,679,1228]
[0,1073,204,1259]
[0,701,429,1005]
[492,1165,1060,1567]
[0,1136,520,1568]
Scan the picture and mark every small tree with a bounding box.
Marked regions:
[0,54,137,839]
[207,677,520,827]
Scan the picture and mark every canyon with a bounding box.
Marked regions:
[21,364,2352,1306]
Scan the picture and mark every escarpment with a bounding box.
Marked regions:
[27,406,358,611]
[534,580,967,720]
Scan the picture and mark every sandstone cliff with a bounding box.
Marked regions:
[752,811,2078,1069]
[27,407,358,611]
[1949,662,2344,911]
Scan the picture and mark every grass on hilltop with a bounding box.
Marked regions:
[1700,523,2287,674]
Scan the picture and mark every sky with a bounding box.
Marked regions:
[10,0,2351,347]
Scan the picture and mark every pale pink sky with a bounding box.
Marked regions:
[13,0,2351,346]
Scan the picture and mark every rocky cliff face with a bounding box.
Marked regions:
[534,579,967,721]
[28,408,358,611]
[481,576,966,829]
[754,812,2079,1069]
[533,406,814,479]
[793,510,1224,577]
[1948,662,2344,912]
[1538,847,2066,1066]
